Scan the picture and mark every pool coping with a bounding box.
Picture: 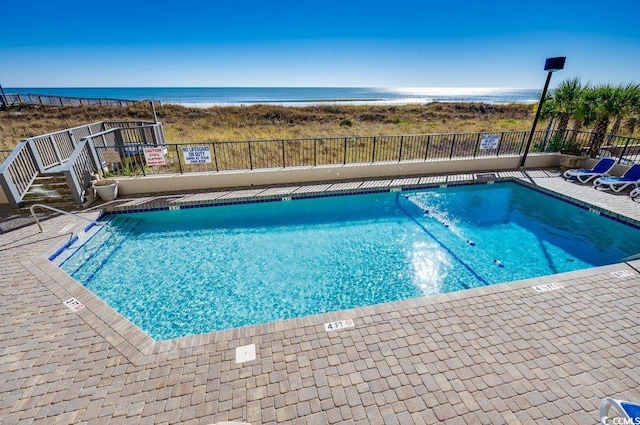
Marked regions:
[40,172,640,366]
[96,175,640,229]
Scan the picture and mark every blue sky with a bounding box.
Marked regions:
[2,0,639,88]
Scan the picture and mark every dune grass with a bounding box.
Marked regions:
[0,102,536,151]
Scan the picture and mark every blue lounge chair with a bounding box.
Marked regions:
[600,398,640,423]
[594,164,640,192]
[563,158,616,183]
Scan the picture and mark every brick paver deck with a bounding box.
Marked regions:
[1,169,639,424]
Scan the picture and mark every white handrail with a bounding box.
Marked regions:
[30,203,110,233]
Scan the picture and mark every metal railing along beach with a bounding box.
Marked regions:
[90,130,640,177]
[1,123,639,208]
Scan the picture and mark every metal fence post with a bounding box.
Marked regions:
[518,132,528,155]
[248,142,253,170]
[618,137,631,164]
[473,134,481,158]
[371,137,377,163]
[449,135,457,159]
[175,145,184,174]
[212,143,219,172]
[424,135,431,160]
[398,136,404,162]
[281,140,286,168]
[496,132,504,156]
[343,138,347,164]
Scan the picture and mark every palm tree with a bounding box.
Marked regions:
[537,93,558,150]
[585,85,622,157]
[569,92,597,139]
[547,77,587,141]
[624,114,640,136]
[609,83,640,138]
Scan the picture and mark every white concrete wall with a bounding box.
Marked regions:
[117,155,560,196]
[0,153,569,204]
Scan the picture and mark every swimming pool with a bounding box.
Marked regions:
[55,182,640,340]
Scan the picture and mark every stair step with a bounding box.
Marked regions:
[31,181,69,188]
[16,203,82,214]
[35,175,67,181]
[24,188,72,198]
[17,172,92,213]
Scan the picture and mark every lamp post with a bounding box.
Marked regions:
[519,56,566,168]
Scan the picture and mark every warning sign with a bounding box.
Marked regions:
[143,147,166,166]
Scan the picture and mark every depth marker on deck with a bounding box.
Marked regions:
[532,282,563,293]
[324,319,355,332]
[63,298,85,312]
[611,270,634,278]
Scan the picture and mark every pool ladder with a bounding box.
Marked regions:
[30,204,111,233]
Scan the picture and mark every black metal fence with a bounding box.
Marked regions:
[94,129,640,178]
[93,130,537,177]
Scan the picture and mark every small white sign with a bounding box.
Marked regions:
[235,344,256,364]
[324,319,355,332]
[480,134,500,150]
[532,282,563,293]
[143,147,166,166]
[182,146,212,164]
[63,298,85,312]
[611,270,634,278]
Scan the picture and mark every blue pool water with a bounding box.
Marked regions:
[58,182,640,340]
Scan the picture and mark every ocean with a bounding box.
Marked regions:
[3,87,539,107]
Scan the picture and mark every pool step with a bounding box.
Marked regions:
[58,218,140,283]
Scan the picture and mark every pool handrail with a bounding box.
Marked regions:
[30,203,110,233]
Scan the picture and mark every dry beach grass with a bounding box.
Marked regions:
[0,102,536,151]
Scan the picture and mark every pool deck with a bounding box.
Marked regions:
[1,168,640,424]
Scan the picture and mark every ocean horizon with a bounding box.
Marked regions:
[3,87,540,107]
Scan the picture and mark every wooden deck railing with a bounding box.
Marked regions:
[0,121,162,207]
[0,93,138,108]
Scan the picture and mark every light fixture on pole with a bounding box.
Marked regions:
[519,56,566,168]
